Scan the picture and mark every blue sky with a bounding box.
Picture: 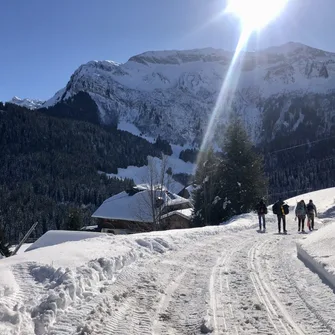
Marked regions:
[1,0,334,102]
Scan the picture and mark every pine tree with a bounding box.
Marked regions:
[219,118,267,220]
[66,208,82,231]
[192,118,267,226]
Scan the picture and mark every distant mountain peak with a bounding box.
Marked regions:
[9,96,45,110]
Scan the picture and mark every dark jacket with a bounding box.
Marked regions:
[307,202,317,215]
[256,201,267,215]
[273,200,288,215]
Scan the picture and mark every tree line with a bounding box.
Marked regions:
[0,101,166,244]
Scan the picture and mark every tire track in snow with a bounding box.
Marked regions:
[211,233,282,335]
[263,235,335,334]
[152,270,186,334]
[79,235,232,335]
[75,263,163,335]
[248,242,283,334]
[147,233,254,334]
[209,251,229,334]
[249,238,305,335]
[155,242,222,334]
[209,236,257,335]
[0,262,55,335]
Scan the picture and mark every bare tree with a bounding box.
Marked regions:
[135,154,175,230]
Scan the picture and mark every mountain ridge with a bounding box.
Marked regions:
[9,42,335,147]
[39,42,335,145]
[9,96,45,109]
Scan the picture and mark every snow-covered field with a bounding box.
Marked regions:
[1,188,335,334]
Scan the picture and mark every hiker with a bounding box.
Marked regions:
[306,199,317,231]
[256,199,267,231]
[295,200,307,232]
[272,198,289,233]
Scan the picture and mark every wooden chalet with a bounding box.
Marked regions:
[91,184,193,234]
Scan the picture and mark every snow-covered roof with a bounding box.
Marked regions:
[80,225,98,231]
[92,184,191,223]
[161,208,193,220]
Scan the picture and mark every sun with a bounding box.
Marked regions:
[225,0,289,32]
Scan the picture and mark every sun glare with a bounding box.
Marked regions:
[196,0,289,171]
[226,0,288,32]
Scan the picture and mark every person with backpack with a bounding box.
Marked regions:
[295,200,307,232]
[306,199,317,231]
[256,199,267,231]
[272,198,289,234]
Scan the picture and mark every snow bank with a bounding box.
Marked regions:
[0,215,256,334]
[297,222,335,290]
[25,230,104,252]
[8,243,33,256]
[292,187,335,291]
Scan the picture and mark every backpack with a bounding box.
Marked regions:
[272,203,278,215]
[283,204,289,215]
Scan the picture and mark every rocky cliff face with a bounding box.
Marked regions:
[43,42,335,146]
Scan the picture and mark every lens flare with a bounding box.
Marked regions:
[196,0,289,171]
[226,0,289,32]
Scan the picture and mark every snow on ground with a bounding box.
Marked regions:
[103,123,196,194]
[117,121,155,143]
[25,231,104,252]
[0,217,254,335]
[104,154,194,194]
[9,244,33,255]
[294,188,335,290]
[298,222,335,277]
[2,188,335,334]
[285,187,335,215]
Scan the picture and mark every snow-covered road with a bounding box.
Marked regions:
[53,219,335,335]
[2,189,335,335]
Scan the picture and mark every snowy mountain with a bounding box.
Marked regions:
[44,42,335,145]
[10,96,45,109]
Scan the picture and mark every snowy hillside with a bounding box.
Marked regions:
[9,97,45,110]
[1,187,335,334]
[44,42,335,145]
[105,150,195,194]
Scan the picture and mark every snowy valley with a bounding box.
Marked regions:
[1,188,335,334]
[3,42,335,250]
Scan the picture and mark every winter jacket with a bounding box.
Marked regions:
[273,200,285,215]
[307,202,317,215]
[295,202,307,217]
[256,202,267,215]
